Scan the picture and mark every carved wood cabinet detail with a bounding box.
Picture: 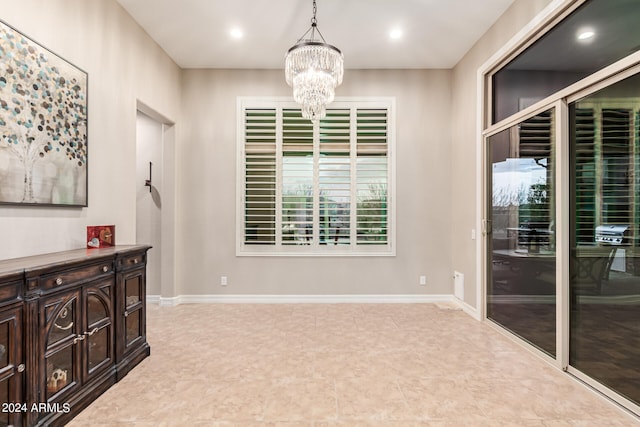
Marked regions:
[0,245,151,427]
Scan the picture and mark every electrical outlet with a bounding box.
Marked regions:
[220,276,228,286]
[419,275,427,286]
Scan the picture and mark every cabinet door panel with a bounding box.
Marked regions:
[84,280,114,380]
[0,379,8,426]
[42,292,80,405]
[125,309,141,346]
[0,305,22,427]
[0,319,9,369]
[47,299,77,346]
[45,344,75,399]
[125,275,142,308]
[87,294,109,327]
[88,327,109,371]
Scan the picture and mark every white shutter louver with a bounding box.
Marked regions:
[244,109,276,245]
[601,108,632,226]
[517,110,554,249]
[282,109,314,245]
[319,109,351,245]
[356,109,388,245]
[574,108,596,244]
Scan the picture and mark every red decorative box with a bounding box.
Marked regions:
[87,225,115,248]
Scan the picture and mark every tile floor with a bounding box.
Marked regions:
[68,303,639,426]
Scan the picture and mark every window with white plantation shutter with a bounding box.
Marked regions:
[237,98,395,255]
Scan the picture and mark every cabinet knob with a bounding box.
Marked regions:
[124,311,129,318]
[102,265,109,272]
[17,364,25,373]
[133,259,139,264]
[55,278,63,285]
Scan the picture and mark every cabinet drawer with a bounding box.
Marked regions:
[0,279,21,305]
[40,262,113,291]
[117,252,146,270]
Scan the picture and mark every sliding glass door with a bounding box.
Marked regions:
[569,72,640,407]
[483,0,640,414]
[485,69,640,411]
[487,108,557,358]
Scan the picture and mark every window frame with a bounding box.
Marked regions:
[236,96,396,257]
[483,0,588,128]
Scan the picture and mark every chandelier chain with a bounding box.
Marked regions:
[311,0,317,25]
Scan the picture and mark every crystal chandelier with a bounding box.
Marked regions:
[285,0,343,123]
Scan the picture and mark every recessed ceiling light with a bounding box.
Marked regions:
[577,29,595,41]
[389,29,403,40]
[230,28,243,39]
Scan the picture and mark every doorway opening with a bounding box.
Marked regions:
[135,103,176,301]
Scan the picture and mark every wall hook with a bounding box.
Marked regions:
[144,161,152,192]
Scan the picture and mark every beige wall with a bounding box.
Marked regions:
[450,0,554,308]
[2,0,560,302]
[178,69,453,296]
[1,0,181,259]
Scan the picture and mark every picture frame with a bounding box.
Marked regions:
[0,20,88,206]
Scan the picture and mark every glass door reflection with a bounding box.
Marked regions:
[487,108,556,357]
[569,72,640,407]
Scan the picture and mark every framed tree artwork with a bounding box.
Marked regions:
[0,20,88,206]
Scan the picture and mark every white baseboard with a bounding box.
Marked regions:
[158,296,181,307]
[146,295,161,304]
[146,294,457,306]
[454,297,481,320]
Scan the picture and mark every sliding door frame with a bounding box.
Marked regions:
[477,0,640,416]
[482,100,566,370]
[563,67,640,417]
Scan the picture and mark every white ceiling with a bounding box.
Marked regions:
[115,0,517,69]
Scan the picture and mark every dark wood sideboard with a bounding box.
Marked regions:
[0,245,151,427]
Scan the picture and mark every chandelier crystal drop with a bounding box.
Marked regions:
[285,0,343,123]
